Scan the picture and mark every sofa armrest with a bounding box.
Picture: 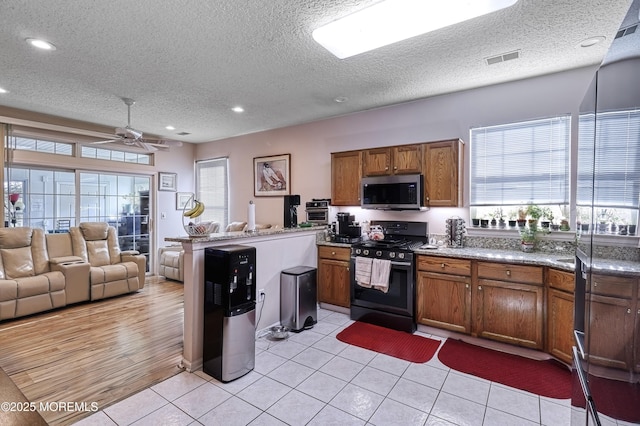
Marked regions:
[50,258,90,304]
[121,250,140,256]
[121,253,146,290]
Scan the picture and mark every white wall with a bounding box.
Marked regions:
[194,66,598,234]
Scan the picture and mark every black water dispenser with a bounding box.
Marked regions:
[203,245,256,382]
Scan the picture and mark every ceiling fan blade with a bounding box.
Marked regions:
[144,139,183,148]
[91,138,121,144]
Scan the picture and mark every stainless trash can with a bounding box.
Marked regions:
[280,266,317,332]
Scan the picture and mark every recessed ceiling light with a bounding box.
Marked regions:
[0,87,8,94]
[579,36,606,47]
[334,96,349,103]
[231,106,244,113]
[26,38,56,51]
[165,125,175,130]
[313,0,518,59]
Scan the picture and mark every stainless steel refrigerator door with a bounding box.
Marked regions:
[221,308,255,382]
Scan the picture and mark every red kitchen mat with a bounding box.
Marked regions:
[572,371,640,423]
[438,339,571,399]
[336,321,441,363]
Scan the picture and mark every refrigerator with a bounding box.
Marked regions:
[203,245,256,382]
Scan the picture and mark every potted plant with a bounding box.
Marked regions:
[507,209,518,228]
[517,207,527,228]
[519,227,537,252]
[540,207,554,230]
[526,203,542,230]
[559,218,570,231]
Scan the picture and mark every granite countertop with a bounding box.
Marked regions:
[167,225,326,244]
[316,241,640,276]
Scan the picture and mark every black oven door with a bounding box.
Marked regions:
[350,257,413,316]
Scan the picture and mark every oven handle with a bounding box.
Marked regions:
[351,257,412,268]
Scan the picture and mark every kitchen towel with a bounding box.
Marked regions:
[247,201,256,232]
[371,258,391,293]
[355,256,372,287]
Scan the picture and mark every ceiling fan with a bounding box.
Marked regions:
[91,98,183,151]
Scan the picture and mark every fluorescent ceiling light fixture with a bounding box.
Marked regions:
[313,0,518,59]
[26,38,56,50]
[231,106,244,113]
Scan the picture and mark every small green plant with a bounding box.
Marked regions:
[541,207,554,223]
[526,203,543,220]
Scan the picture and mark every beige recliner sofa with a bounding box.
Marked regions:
[159,245,183,282]
[69,222,146,301]
[0,227,71,320]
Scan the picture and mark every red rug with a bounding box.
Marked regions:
[336,322,440,363]
[572,372,640,423]
[438,339,571,399]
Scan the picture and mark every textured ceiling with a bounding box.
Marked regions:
[0,0,634,143]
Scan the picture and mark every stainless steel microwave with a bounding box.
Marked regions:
[361,174,426,210]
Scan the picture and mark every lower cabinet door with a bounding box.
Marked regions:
[317,258,350,308]
[416,271,471,334]
[547,288,574,364]
[474,279,544,349]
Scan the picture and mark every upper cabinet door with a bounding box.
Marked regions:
[362,147,391,176]
[392,144,422,174]
[331,150,362,206]
[424,139,464,207]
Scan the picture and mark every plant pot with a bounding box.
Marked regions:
[550,224,560,231]
[618,225,628,235]
[540,221,550,229]
[580,223,590,233]
[628,225,637,235]
[508,220,517,228]
[597,222,607,234]
[560,220,570,231]
[516,219,526,229]
[472,218,480,227]
[490,219,497,227]
[521,241,535,252]
[498,219,506,229]
[480,219,489,228]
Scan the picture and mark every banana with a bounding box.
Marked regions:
[183,199,201,217]
[189,201,205,218]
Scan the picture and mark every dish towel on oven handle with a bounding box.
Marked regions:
[355,256,373,288]
[371,258,391,293]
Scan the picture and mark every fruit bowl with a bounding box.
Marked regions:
[184,221,216,237]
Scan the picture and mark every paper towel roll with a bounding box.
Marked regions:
[247,201,256,232]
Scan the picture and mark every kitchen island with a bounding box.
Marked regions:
[166,226,324,371]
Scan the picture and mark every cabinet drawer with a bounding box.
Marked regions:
[417,256,471,276]
[477,262,542,285]
[318,245,351,262]
[590,274,635,299]
[547,268,574,293]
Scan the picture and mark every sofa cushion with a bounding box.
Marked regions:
[16,275,50,298]
[0,227,32,249]
[79,222,109,241]
[86,241,110,267]
[1,247,35,278]
[0,280,18,302]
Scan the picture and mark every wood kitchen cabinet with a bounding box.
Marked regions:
[474,262,544,349]
[416,256,472,334]
[317,246,351,307]
[546,268,574,364]
[587,273,636,371]
[423,139,463,207]
[331,151,362,206]
[362,144,422,176]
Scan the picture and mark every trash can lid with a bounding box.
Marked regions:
[282,266,316,275]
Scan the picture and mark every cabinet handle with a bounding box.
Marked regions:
[331,251,336,255]
[628,308,632,314]
[594,281,597,287]
[478,286,482,291]
[394,166,398,170]
[506,270,511,276]
[465,284,469,289]
[441,263,446,268]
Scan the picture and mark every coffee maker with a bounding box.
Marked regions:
[335,212,361,243]
[283,195,300,228]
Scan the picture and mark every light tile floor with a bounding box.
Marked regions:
[75,308,575,426]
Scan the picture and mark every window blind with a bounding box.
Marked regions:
[584,109,640,209]
[470,116,570,206]
[196,158,229,227]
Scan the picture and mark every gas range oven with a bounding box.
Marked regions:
[350,221,428,333]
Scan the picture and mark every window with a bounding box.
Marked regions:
[12,136,72,155]
[470,116,571,219]
[81,146,151,164]
[196,158,229,228]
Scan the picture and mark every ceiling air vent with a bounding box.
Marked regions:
[176,132,191,136]
[615,24,637,39]
[485,50,520,65]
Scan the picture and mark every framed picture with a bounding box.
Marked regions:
[176,192,194,210]
[253,154,291,196]
[158,172,177,192]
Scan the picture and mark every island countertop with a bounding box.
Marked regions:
[166,225,326,244]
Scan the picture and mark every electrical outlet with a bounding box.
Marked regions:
[258,289,265,302]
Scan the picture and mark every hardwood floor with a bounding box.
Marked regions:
[0,276,184,425]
